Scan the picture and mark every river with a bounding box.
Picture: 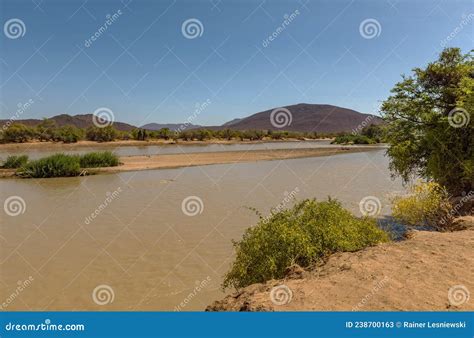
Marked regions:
[0,145,404,310]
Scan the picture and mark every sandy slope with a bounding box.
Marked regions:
[207,228,474,311]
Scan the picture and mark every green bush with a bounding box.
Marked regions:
[392,181,453,228]
[78,151,119,168]
[331,134,376,145]
[53,125,84,143]
[2,124,35,143]
[85,126,118,142]
[2,155,29,168]
[223,198,389,289]
[17,154,81,178]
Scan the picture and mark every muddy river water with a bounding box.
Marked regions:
[0,144,404,310]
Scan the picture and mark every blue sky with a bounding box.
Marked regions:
[0,0,472,126]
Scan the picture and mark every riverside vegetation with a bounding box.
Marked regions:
[1,151,119,178]
[1,123,333,144]
[221,47,473,291]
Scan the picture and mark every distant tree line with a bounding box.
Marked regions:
[0,119,363,144]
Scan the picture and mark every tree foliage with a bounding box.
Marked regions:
[382,48,473,195]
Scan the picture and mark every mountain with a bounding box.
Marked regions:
[1,104,382,134]
[221,118,243,127]
[0,114,136,131]
[219,103,382,133]
[141,123,201,131]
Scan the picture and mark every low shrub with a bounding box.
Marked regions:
[78,151,119,168]
[331,134,376,145]
[392,181,452,228]
[17,154,81,178]
[2,155,29,168]
[53,125,84,143]
[223,198,389,289]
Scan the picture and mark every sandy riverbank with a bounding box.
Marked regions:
[207,220,474,311]
[95,147,377,173]
[0,147,378,177]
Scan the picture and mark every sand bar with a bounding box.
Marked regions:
[0,147,380,177]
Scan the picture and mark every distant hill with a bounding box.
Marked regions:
[219,104,382,133]
[1,104,382,134]
[141,123,201,131]
[0,114,136,131]
[221,118,243,127]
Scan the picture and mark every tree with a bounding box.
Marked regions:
[381,48,473,196]
[53,125,84,143]
[86,126,118,142]
[2,123,35,143]
[36,118,56,141]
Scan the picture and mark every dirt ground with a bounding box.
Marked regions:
[207,227,474,311]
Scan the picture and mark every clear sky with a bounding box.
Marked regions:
[0,0,472,127]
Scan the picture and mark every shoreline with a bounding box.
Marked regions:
[207,227,474,311]
[0,138,333,151]
[0,147,379,178]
